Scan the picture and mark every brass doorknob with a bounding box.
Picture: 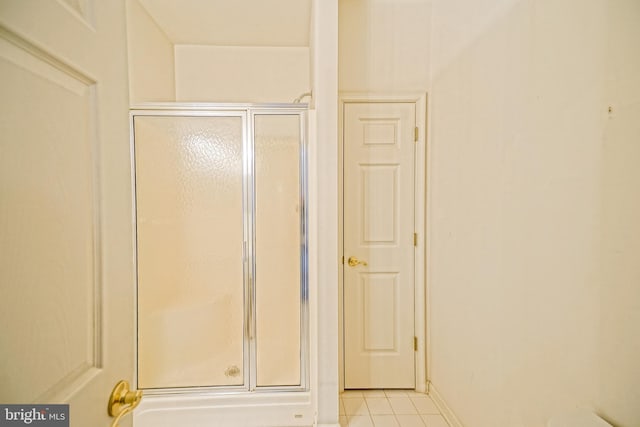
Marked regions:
[108,380,142,427]
[347,256,368,267]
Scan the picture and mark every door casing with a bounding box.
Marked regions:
[338,93,428,392]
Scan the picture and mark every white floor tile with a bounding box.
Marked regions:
[388,397,418,415]
[344,397,369,416]
[371,415,400,427]
[362,390,387,397]
[365,397,394,415]
[339,389,446,427]
[396,414,427,427]
[405,390,428,397]
[420,414,450,427]
[342,390,365,398]
[348,415,374,427]
[384,389,410,397]
[410,397,440,414]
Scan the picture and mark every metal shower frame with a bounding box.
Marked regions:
[129,103,309,395]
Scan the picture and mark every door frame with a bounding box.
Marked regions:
[338,93,428,392]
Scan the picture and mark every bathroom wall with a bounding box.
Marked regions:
[595,2,640,421]
[428,0,640,426]
[338,0,432,92]
[126,0,311,104]
[126,0,175,102]
[311,1,340,425]
[174,45,310,103]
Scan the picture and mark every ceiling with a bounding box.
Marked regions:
[137,0,312,47]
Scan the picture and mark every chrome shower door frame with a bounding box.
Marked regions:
[130,103,309,395]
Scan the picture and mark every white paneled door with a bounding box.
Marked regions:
[0,1,133,426]
[343,102,416,389]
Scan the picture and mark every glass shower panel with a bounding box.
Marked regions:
[135,115,245,389]
[254,115,302,387]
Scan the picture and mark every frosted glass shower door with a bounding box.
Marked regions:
[254,115,304,387]
[133,106,308,394]
[134,115,246,389]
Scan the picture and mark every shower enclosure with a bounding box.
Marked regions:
[131,104,308,395]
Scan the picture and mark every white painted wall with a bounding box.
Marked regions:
[174,45,310,103]
[311,1,340,426]
[126,0,175,102]
[428,0,640,426]
[136,0,311,47]
[339,0,431,92]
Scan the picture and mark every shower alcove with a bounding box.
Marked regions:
[124,1,328,424]
[131,104,312,426]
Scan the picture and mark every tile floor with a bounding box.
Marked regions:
[339,390,449,427]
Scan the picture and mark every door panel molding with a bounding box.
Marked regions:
[0,2,132,425]
[0,24,103,404]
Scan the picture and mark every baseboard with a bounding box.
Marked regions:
[316,424,340,427]
[428,382,464,427]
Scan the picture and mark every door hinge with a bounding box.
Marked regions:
[414,233,418,247]
[414,336,418,351]
[414,127,419,142]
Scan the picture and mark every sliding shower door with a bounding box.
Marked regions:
[132,106,307,393]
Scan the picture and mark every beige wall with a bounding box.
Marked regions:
[339,0,431,92]
[126,0,311,104]
[428,0,640,426]
[312,0,340,424]
[174,45,310,103]
[126,0,175,102]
